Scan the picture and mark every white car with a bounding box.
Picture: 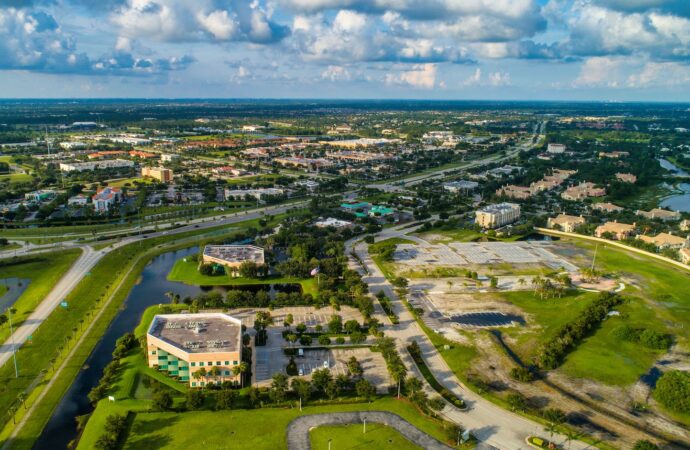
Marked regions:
[323,360,329,368]
[298,368,304,376]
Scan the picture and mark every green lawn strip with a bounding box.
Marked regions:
[559,296,667,385]
[0,243,22,252]
[114,397,453,450]
[310,423,421,450]
[0,249,82,342]
[496,290,599,363]
[0,213,294,447]
[167,257,318,296]
[0,284,7,297]
[406,345,465,409]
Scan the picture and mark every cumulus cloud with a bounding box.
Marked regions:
[112,0,289,44]
[0,7,193,75]
[572,56,626,87]
[385,63,438,89]
[321,65,351,81]
[627,61,690,87]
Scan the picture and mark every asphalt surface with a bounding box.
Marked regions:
[285,411,453,450]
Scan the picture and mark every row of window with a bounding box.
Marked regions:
[190,360,238,367]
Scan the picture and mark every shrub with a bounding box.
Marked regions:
[152,390,173,411]
[654,370,690,413]
[299,335,312,346]
[510,367,534,382]
[335,337,345,345]
[186,390,205,410]
[286,357,298,376]
[318,335,331,346]
[633,441,660,450]
[428,396,446,411]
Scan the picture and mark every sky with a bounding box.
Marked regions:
[1,0,690,100]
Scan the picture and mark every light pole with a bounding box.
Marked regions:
[328,439,332,450]
[363,417,366,434]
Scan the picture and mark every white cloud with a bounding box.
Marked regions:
[627,61,690,87]
[385,63,438,89]
[462,68,482,86]
[488,70,511,86]
[321,65,351,81]
[573,56,626,87]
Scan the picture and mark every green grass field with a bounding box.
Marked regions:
[105,177,151,188]
[0,250,81,342]
[167,257,318,296]
[310,423,420,450]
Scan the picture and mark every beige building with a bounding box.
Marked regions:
[202,245,265,270]
[142,166,174,183]
[592,202,623,213]
[680,247,690,265]
[561,182,606,201]
[637,233,688,249]
[475,203,521,229]
[636,208,681,221]
[595,221,636,240]
[681,219,690,231]
[547,214,586,232]
[146,313,243,387]
[497,185,532,200]
[615,173,637,183]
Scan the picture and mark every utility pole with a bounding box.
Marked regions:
[591,244,598,272]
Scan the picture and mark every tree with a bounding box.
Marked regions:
[344,319,360,334]
[428,396,446,411]
[543,408,566,426]
[215,390,237,410]
[248,387,261,408]
[506,392,527,412]
[390,363,407,399]
[328,314,343,333]
[355,378,376,401]
[349,331,366,344]
[318,335,331,345]
[405,376,423,395]
[186,389,205,410]
[270,372,289,403]
[325,380,340,399]
[285,313,294,327]
[347,356,363,377]
[311,368,333,392]
[654,370,690,413]
[239,261,261,278]
[152,390,173,411]
[291,377,311,404]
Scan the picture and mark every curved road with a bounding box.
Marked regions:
[286,411,453,450]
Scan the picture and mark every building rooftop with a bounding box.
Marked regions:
[478,202,520,214]
[148,313,241,354]
[203,244,265,265]
[549,214,585,224]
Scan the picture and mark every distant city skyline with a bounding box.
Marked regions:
[2,0,690,100]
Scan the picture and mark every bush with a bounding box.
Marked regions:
[428,396,446,411]
[614,325,672,350]
[654,370,690,413]
[318,335,331,345]
[509,367,534,382]
[349,331,366,344]
[633,440,660,450]
[286,356,298,376]
[186,390,205,410]
[299,335,312,346]
[152,390,173,411]
[335,337,345,345]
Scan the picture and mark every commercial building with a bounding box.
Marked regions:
[59,141,86,150]
[202,245,265,269]
[681,219,690,232]
[314,218,354,229]
[369,205,395,217]
[142,167,174,183]
[146,313,243,387]
[497,184,532,200]
[547,214,586,233]
[475,203,521,229]
[92,187,123,213]
[595,221,635,240]
[130,150,157,159]
[321,138,396,149]
[88,150,128,159]
[547,143,566,154]
[680,247,690,265]
[223,188,285,201]
[59,159,134,172]
[636,208,681,222]
[443,180,479,193]
[161,153,180,162]
[24,190,56,202]
[68,194,88,206]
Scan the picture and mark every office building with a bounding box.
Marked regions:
[475,203,521,229]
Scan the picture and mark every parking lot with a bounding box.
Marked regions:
[254,334,390,392]
[393,241,577,271]
[227,306,365,331]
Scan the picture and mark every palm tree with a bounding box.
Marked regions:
[518,278,526,288]
[18,392,26,410]
[564,430,581,450]
[446,280,453,292]
[390,363,407,399]
[544,422,557,442]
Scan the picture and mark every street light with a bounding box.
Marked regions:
[328,438,332,450]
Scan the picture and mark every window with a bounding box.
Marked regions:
[224,361,230,365]
[200,382,205,387]
[233,360,238,365]
[199,362,204,367]
[208,362,213,366]
[192,382,196,387]
[151,351,156,355]
[216,361,221,366]
[225,371,230,376]
[191,362,196,367]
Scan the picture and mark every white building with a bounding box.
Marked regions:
[161,153,180,162]
[92,187,123,213]
[59,141,87,150]
[223,188,285,201]
[475,203,521,229]
[68,194,89,206]
[60,159,135,172]
[314,218,354,229]
[547,143,566,154]
[443,180,479,193]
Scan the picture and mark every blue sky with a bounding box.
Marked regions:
[2,0,690,100]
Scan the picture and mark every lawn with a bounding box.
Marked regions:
[0,249,81,342]
[497,290,599,363]
[117,398,449,450]
[310,423,420,450]
[167,257,318,296]
[105,177,151,188]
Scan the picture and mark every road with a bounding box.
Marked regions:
[368,121,545,193]
[0,201,307,369]
[345,225,589,450]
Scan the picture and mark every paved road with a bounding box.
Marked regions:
[0,201,307,369]
[285,411,453,450]
[345,231,590,450]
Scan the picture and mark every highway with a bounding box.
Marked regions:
[0,201,307,369]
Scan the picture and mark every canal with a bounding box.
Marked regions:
[658,158,690,213]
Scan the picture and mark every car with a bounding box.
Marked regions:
[297,348,304,357]
[298,368,304,376]
[323,360,329,368]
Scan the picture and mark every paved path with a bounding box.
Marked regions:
[285,411,453,450]
[345,234,590,450]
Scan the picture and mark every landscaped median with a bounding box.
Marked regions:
[0,213,295,449]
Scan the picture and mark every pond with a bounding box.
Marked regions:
[0,278,30,313]
[658,159,690,212]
